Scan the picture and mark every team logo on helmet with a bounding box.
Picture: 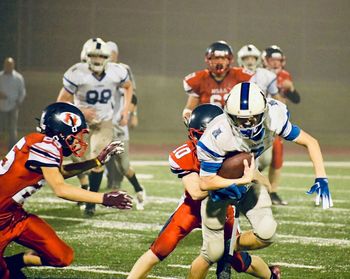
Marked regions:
[58,112,82,132]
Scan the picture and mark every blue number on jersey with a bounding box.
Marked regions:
[86,89,112,104]
[251,146,264,158]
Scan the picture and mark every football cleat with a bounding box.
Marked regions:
[135,190,146,210]
[270,192,288,206]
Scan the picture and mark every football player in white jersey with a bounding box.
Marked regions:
[105,40,146,210]
[57,38,133,217]
[237,44,283,199]
[194,82,332,269]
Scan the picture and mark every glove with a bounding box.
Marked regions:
[210,184,247,202]
[97,141,124,164]
[102,191,133,209]
[306,178,333,209]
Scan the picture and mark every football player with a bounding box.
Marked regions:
[237,44,278,98]
[182,41,251,121]
[195,82,332,274]
[262,45,301,205]
[57,38,133,216]
[0,102,132,279]
[105,41,146,210]
[128,104,280,279]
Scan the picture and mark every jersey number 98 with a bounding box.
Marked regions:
[86,89,112,105]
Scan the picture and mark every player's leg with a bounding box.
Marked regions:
[85,121,113,216]
[105,156,123,189]
[188,255,211,279]
[128,199,201,278]
[269,136,287,205]
[198,197,229,271]
[117,141,146,210]
[15,214,74,267]
[227,252,280,279]
[236,184,277,250]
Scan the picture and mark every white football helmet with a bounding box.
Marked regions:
[225,82,267,139]
[237,44,261,71]
[84,38,111,74]
[106,41,119,63]
[80,38,103,62]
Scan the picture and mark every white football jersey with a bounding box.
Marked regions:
[249,68,278,97]
[63,62,129,122]
[197,99,301,176]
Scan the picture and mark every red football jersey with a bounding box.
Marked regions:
[183,67,251,108]
[0,133,63,228]
[169,140,199,178]
[277,69,292,92]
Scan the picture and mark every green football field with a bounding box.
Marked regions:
[5,160,350,279]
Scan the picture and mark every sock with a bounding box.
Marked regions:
[86,171,103,211]
[4,253,25,269]
[127,174,143,193]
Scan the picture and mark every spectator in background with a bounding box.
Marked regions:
[0,57,26,151]
[105,41,146,211]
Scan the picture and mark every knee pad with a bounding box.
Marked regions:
[229,251,252,273]
[254,215,277,242]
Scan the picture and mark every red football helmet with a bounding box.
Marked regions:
[205,41,233,77]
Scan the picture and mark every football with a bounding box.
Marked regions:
[217,152,252,179]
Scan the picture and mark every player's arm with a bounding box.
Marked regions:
[57,87,74,103]
[129,94,138,129]
[43,166,104,203]
[183,95,200,122]
[119,80,133,126]
[42,166,132,209]
[199,158,255,191]
[182,172,208,200]
[293,130,326,177]
[282,79,300,104]
[60,140,124,179]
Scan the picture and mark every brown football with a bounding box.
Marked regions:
[217,152,252,179]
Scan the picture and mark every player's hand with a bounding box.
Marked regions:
[210,184,247,202]
[282,79,295,92]
[119,109,129,127]
[306,178,333,209]
[97,141,124,164]
[102,191,133,209]
[241,157,255,184]
[80,107,96,123]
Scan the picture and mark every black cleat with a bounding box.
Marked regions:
[270,192,288,205]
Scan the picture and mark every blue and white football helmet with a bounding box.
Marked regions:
[224,82,267,139]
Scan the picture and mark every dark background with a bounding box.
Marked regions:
[1,0,349,148]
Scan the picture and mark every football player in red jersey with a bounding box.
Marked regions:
[0,102,132,279]
[182,41,251,121]
[128,104,280,279]
[262,45,301,205]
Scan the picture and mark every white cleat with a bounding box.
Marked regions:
[135,190,146,210]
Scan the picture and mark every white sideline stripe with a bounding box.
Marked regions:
[131,160,350,167]
[280,186,350,194]
[137,173,154,179]
[277,234,350,247]
[32,265,177,279]
[271,262,323,269]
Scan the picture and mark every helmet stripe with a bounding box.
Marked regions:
[96,42,101,49]
[240,82,250,110]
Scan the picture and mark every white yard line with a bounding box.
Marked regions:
[282,172,350,179]
[270,262,323,269]
[131,160,350,168]
[279,220,346,229]
[31,265,178,279]
[277,234,350,247]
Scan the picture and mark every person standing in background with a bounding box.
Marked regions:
[0,57,26,151]
[105,41,146,210]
